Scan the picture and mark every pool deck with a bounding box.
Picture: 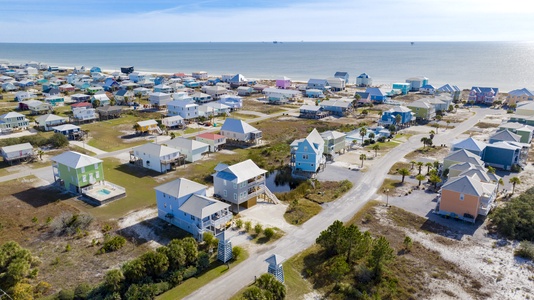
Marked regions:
[81,181,126,206]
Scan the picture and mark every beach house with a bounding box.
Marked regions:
[202,86,228,100]
[72,106,98,123]
[506,88,534,106]
[198,102,231,118]
[14,91,35,102]
[482,141,524,171]
[218,95,243,110]
[196,132,227,152]
[306,89,325,98]
[319,100,352,116]
[167,100,199,120]
[0,112,29,133]
[365,87,386,102]
[191,92,213,104]
[165,137,210,163]
[299,105,328,119]
[96,106,123,120]
[437,84,461,101]
[407,99,436,121]
[354,92,371,106]
[379,106,414,126]
[1,143,35,164]
[51,151,125,205]
[135,120,161,135]
[161,115,184,129]
[220,118,262,145]
[19,100,53,115]
[320,130,346,157]
[307,79,329,90]
[154,178,232,240]
[290,129,326,174]
[36,114,67,131]
[419,84,436,95]
[236,86,253,96]
[451,137,487,156]
[91,94,110,107]
[276,77,291,89]
[154,84,173,94]
[392,83,411,95]
[437,174,497,223]
[45,95,65,107]
[443,149,484,170]
[114,89,135,105]
[498,123,534,143]
[71,94,91,103]
[514,101,534,117]
[326,77,346,91]
[213,159,274,210]
[356,73,372,87]
[53,124,82,140]
[467,87,499,104]
[263,88,301,103]
[192,71,209,80]
[130,143,183,173]
[405,76,429,91]
[334,72,349,84]
[149,92,172,108]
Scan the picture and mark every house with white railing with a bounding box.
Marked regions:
[155,178,232,240]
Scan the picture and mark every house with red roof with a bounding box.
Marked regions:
[196,132,227,152]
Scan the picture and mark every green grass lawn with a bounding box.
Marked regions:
[157,250,249,300]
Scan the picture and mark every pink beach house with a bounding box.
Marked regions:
[276,77,291,89]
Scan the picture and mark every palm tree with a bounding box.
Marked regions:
[37,149,44,161]
[497,178,504,193]
[509,177,521,194]
[429,130,435,140]
[372,144,380,157]
[359,127,367,144]
[429,174,442,189]
[420,137,429,149]
[425,162,433,174]
[416,174,426,187]
[399,168,410,184]
[368,132,375,141]
[446,120,451,129]
[360,153,367,168]
[416,161,424,175]
[410,160,416,169]
[487,166,496,174]
[395,114,402,127]
[133,123,141,134]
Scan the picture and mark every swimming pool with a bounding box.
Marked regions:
[96,189,111,196]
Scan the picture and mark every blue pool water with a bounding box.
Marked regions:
[96,189,111,196]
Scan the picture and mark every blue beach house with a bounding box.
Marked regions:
[307,79,329,90]
[380,106,413,126]
[306,89,324,98]
[482,142,523,171]
[290,128,326,174]
[154,178,232,241]
[90,67,101,73]
[405,76,429,91]
[356,73,372,87]
[392,83,411,95]
[365,87,386,102]
[319,100,352,116]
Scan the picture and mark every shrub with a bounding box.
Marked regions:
[100,236,126,253]
[51,213,94,236]
[264,228,275,240]
[232,246,243,260]
[57,289,75,300]
[515,241,534,260]
[65,244,72,252]
[490,190,534,241]
[235,219,243,229]
[73,283,92,300]
[244,221,252,232]
[254,224,263,235]
[197,251,210,271]
[48,132,69,148]
[182,266,198,280]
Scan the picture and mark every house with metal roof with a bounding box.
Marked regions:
[213,159,276,211]
[71,93,91,103]
[136,120,161,135]
[405,76,429,91]
[148,92,172,108]
[196,132,227,152]
[379,106,414,126]
[161,115,184,129]
[96,105,123,120]
[202,86,228,100]
[436,84,461,101]
[19,100,53,115]
[356,73,372,87]
[354,92,371,105]
[276,76,291,89]
[168,100,199,120]
[420,84,436,95]
[319,100,352,116]
[53,124,83,140]
[482,141,524,171]
[220,118,262,145]
[320,130,346,157]
[506,88,534,106]
[51,151,125,205]
[307,79,329,90]
[515,101,534,116]
[114,89,135,105]
[165,137,209,163]
[334,72,349,84]
[72,106,98,123]
[198,102,231,118]
[407,99,436,121]
[467,87,499,104]
[451,137,487,156]
[218,95,243,110]
[437,174,497,223]
[263,88,301,103]
[365,87,386,102]
[326,77,346,91]
[1,143,35,164]
[498,123,533,143]
[443,149,484,170]
[392,83,411,95]
[0,112,29,133]
[130,143,183,173]
[488,129,521,144]
[35,114,67,131]
[290,129,326,174]
[155,178,232,240]
[299,105,328,119]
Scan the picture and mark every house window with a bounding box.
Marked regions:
[304,146,308,151]
[234,193,237,200]
[459,193,464,201]
[223,180,227,186]
[169,205,172,210]
[302,154,308,159]
[94,163,99,169]
[82,175,87,182]
[95,172,100,179]
[81,167,85,173]
[164,203,167,208]
[191,215,195,220]
[233,183,237,189]
[223,190,227,197]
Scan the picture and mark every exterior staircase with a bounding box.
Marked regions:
[262,185,280,204]
[155,126,163,135]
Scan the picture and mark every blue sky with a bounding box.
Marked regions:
[0,0,533,42]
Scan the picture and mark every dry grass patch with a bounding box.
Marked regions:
[388,162,412,175]
[475,122,500,129]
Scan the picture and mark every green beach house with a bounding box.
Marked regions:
[51,151,104,193]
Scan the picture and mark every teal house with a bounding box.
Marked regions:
[392,83,411,95]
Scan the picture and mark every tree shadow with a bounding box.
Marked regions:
[117,216,190,246]
[422,211,486,240]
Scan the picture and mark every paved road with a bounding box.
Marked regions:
[183,108,490,300]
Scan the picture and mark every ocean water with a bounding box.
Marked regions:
[1,42,534,92]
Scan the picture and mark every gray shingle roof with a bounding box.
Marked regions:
[51,151,102,169]
[179,194,230,219]
[154,178,206,198]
